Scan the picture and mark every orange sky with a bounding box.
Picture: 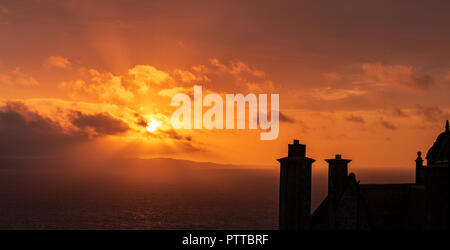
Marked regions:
[0,0,449,171]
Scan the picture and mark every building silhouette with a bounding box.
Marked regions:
[277,120,449,230]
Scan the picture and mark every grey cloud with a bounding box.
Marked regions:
[0,102,88,156]
[70,111,130,136]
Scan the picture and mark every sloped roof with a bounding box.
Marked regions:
[310,183,426,230]
[310,196,329,229]
[359,183,426,230]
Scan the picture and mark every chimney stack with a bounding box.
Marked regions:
[277,139,315,230]
[325,154,352,229]
[415,151,425,184]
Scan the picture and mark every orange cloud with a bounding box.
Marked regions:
[128,65,171,93]
[57,59,278,109]
[414,105,450,123]
[312,87,366,101]
[361,63,433,91]
[209,58,265,78]
[173,69,209,83]
[206,58,275,93]
[59,69,134,103]
[0,67,38,86]
[157,87,193,97]
[44,56,72,69]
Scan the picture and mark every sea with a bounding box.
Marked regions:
[0,158,412,229]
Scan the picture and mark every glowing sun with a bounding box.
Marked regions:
[146,119,162,133]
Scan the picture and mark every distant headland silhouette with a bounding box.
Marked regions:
[277,120,449,230]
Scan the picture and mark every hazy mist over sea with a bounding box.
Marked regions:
[0,158,413,229]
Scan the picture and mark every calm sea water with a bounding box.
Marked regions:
[0,158,412,229]
[0,158,280,229]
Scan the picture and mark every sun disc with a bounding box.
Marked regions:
[146,119,161,132]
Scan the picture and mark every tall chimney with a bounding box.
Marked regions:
[325,154,351,229]
[277,139,315,230]
[415,151,424,184]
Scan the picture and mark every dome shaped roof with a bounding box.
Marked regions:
[426,120,449,165]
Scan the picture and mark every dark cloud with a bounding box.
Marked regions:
[279,111,295,123]
[163,129,192,141]
[345,114,365,123]
[0,102,88,156]
[130,112,192,142]
[0,102,131,157]
[146,128,192,142]
[70,111,129,136]
[133,112,149,128]
[380,119,397,130]
[130,109,193,142]
[135,117,148,128]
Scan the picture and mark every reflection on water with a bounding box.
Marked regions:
[0,158,412,229]
[0,158,279,229]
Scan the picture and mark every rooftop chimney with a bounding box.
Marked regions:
[288,139,305,157]
[325,154,352,229]
[277,139,315,230]
[416,151,425,184]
